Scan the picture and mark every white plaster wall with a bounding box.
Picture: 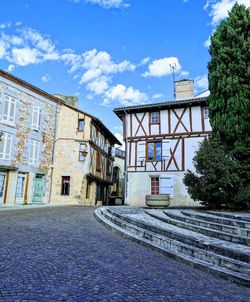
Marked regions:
[127,171,198,206]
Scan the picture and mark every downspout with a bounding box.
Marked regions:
[124,109,129,205]
[48,104,60,203]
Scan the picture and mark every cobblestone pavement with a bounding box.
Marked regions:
[0,206,249,302]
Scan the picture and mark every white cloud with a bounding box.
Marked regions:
[180,70,189,78]
[114,133,125,150]
[103,84,148,106]
[87,76,110,94]
[0,22,11,29]
[41,73,51,82]
[7,64,15,72]
[0,26,60,67]
[203,36,211,48]
[140,57,150,65]
[152,93,163,99]
[194,74,208,92]
[143,57,181,77]
[86,0,130,9]
[205,0,250,25]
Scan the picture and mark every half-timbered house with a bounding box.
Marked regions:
[114,80,211,206]
[50,97,121,206]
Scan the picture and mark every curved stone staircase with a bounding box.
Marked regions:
[95,207,250,286]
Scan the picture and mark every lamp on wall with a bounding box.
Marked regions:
[80,144,88,158]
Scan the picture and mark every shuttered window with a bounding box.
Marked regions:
[160,176,174,196]
[29,139,40,165]
[162,139,170,160]
[137,141,146,163]
[31,106,41,131]
[2,95,17,124]
[0,132,13,160]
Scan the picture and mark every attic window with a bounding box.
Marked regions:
[150,112,159,124]
[78,119,85,131]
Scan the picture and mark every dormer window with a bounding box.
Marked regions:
[150,112,159,124]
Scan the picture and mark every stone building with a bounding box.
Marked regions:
[50,97,121,206]
[111,148,125,204]
[0,69,60,206]
[114,80,212,206]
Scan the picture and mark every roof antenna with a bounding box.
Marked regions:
[169,63,176,100]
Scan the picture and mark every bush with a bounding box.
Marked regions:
[183,139,241,209]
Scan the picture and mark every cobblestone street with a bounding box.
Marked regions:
[0,206,249,302]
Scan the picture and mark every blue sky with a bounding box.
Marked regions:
[1,0,248,144]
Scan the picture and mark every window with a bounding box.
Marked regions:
[96,152,101,171]
[79,144,86,161]
[2,94,17,124]
[106,159,112,175]
[150,112,159,124]
[204,107,209,119]
[147,141,162,161]
[78,119,85,131]
[31,106,41,131]
[29,139,40,165]
[61,176,70,196]
[0,132,13,160]
[151,177,159,195]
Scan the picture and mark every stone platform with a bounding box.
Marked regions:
[95,206,250,287]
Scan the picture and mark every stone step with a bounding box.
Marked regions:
[108,208,250,263]
[95,207,250,287]
[153,210,250,245]
[207,211,250,222]
[182,210,250,229]
[163,210,250,237]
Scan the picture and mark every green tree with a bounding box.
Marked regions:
[185,3,250,209]
[208,3,250,155]
[183,139,241,209]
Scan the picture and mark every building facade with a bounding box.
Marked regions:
[50,99,121,206]
[114,80,212,206]
[0,70,60,206]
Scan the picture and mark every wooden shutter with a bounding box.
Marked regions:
[3,95,10,121]
[0,132,12,160]
[162,139,170,160]
[34,141,39,164]
[160,175,174,196]
[137,141,146,164]
[32,106,41,130]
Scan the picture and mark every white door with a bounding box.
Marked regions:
[160,176,174,197]
[0,172,6,204]
[15,173,27,204]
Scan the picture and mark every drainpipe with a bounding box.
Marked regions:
[124,109,129,205]
[48,105,60,203]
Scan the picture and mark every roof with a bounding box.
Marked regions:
[113,96,207,120]
[0,69,121,146]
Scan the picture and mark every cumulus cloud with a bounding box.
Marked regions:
[41,73,51,82]
[205,0,250,25]
[0,26,60,67]
[143,57,181,77]
[152,93,163,99]
[114,133,125,150]
[103,84,148,106]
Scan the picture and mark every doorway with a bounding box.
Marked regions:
[0,172,6,204]
[15,173,27,204]
[33,174,44,203]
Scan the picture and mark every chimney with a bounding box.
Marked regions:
[174,79,194,100]
[53,94,78,109]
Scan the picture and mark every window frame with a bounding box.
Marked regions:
[146,141,162,162]
[150,112,160,124]
[61,176,70,196]
[2,94,17,125]
[78,119,85,131]
[151,177,160,195]
[96,152,101,171]
[0,132,13,160]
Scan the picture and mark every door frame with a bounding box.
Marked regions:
[0,171,6,204]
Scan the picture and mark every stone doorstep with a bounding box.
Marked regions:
[107,208,250,263]
[183,210,250,229]
[95,208,250,287]
[208,211,250,222]
[162,210,250,237]
[145,210,250,245]
[102,209,250,275]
